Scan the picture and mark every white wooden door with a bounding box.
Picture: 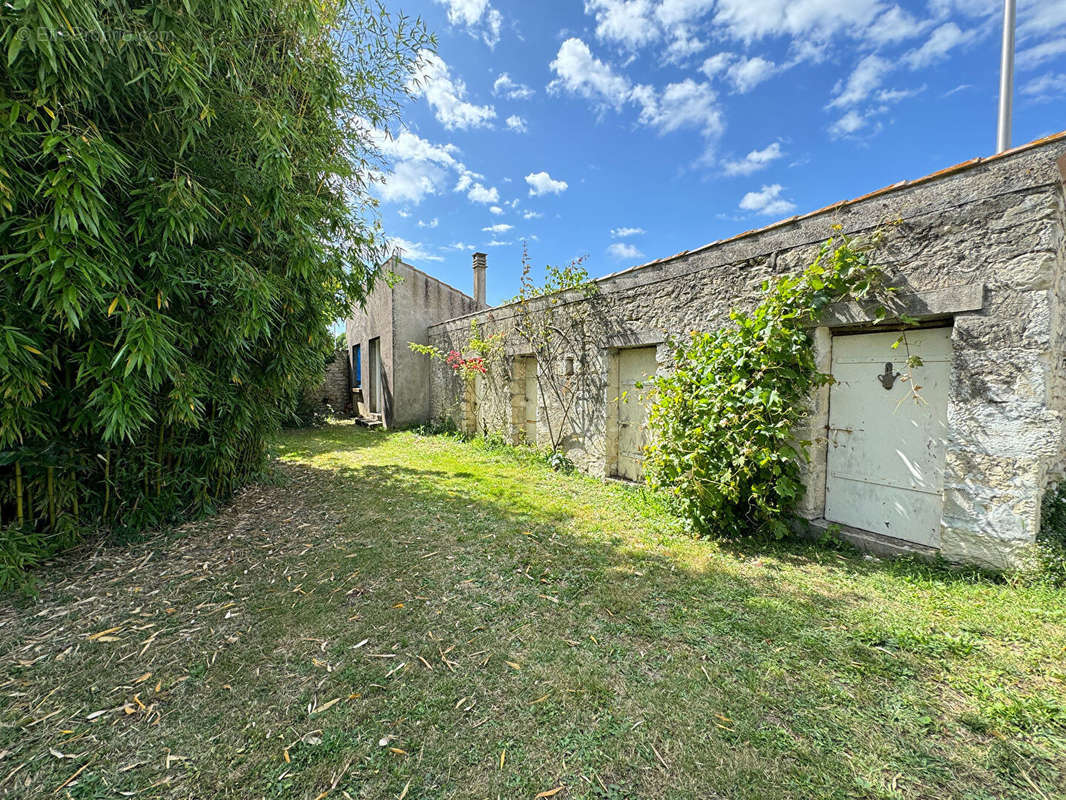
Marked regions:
[615,347,657,481]
[522,358,537,444]
[825,327,952,546]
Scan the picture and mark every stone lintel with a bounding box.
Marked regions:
[820,283,985,328]
[601,330,666,349]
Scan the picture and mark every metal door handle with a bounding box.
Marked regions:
[877,362,901,390]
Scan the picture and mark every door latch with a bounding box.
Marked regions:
[877,362,901,390]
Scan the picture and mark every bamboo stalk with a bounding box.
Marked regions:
[14,462,23,524]
[71,469,79,522]
[47,466,55,529]
[102,447,110,520]
[156,424,164,497]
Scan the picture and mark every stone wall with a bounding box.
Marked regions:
[426,136,1066,569]
[306,349,351,415]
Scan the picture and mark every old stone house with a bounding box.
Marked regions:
[347,132,1066,569]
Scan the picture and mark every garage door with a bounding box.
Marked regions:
[614,347,657,482]
[825,327,952,547]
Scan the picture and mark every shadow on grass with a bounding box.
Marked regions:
[3,426,1061,799]
[273,420,394,461]
[278,450,1065,799]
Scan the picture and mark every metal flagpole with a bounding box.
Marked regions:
[996,0,1016,153]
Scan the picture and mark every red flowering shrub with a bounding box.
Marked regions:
[445,350,487,375]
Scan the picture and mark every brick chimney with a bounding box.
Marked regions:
[472,252,487,308]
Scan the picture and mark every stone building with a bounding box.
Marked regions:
[345,254,481,427]
[348,133,1066,569]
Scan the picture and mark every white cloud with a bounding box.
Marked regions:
[607,242,644,260]
[486,238,512,246]
[466,182,500,204]
[867,5,929,45]
[1000,2,1066,72]
[390,237,443,262]
[375,128,460,168]
[550,38,722,144]
[435,0,502,47]
[448,241,476,251]
[664,28,707,62]
[903,23,976,69]
[437,0,488,26]
[548,38,632,110]
[482,223,513,233]
[410,51,496,130]
[397,209,411,218]
[376,159,447,205]
[506,114,528,133]
[1017,1,1066,66]
[522,210,543,219]
[634,78,722,137]
[1017,38,1066,72]
[828,110,870,137]
[876,85,924,103]
[712,0,884,43]
[701,52,779,92]
[1021,72,1066,101]
[721,141,784,176]
[525,171,569,196]
[821,50,920,138]
[829,54,891,108]
[726,55,777,93]
[611,226,645,237]
[656,0,716,28]
[417,217,439,229]
[493,73,535,100]
[739,184,796,216]
[585,0,659,49]
[365,125,502,208]
[700,52,733,78]
[489,205,504,215]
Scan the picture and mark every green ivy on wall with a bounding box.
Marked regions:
[644,230,899,539]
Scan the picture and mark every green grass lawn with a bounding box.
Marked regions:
[2,423,1064,799]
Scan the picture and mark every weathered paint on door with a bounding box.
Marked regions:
[825,326,952,547]
[615,347,657,481]
[522,357,537,444]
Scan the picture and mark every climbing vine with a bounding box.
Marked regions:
[511,247,598,454]
[645,230,908,539]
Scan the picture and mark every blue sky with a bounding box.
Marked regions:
[369,0,1066,305]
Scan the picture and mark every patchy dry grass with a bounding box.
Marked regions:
[1,422,1064,799]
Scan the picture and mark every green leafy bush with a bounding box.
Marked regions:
[0,0,427,587]
[645,233,886,538]
[1037,483,1066,585]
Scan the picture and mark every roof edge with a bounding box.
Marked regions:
[427,130,1066,333]
[598,130,1066,282]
